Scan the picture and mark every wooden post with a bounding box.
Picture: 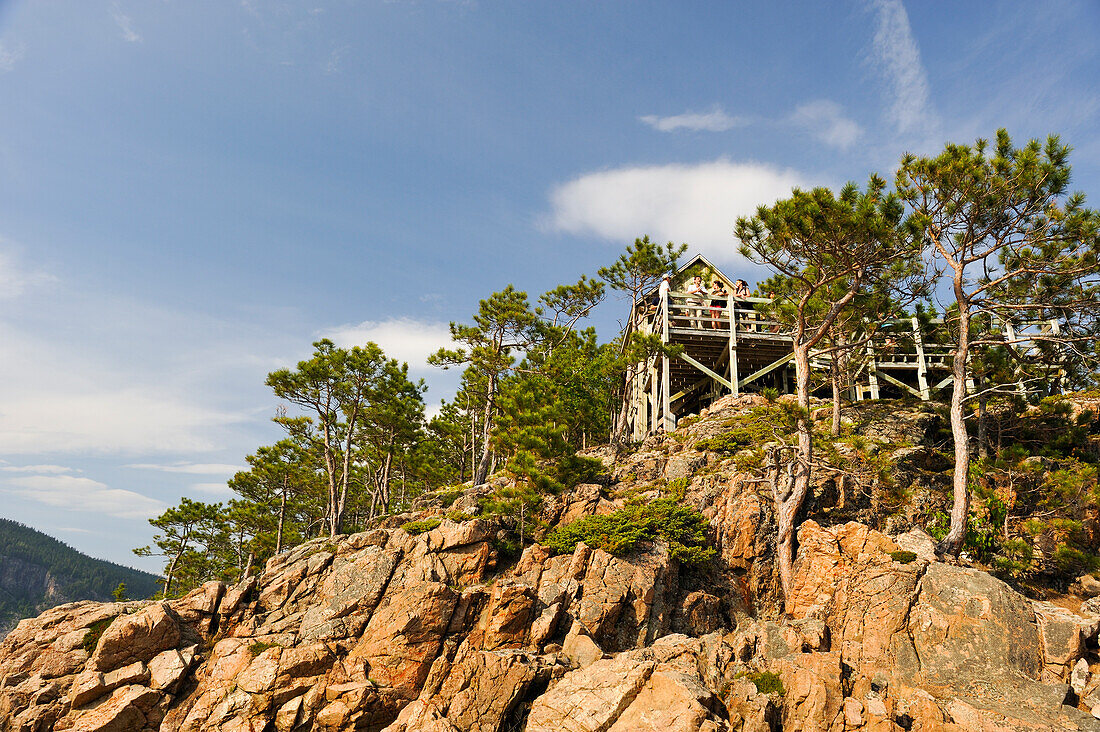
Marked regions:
[866,338,880,400]
[728,299,739,396]
[661,286,673,431]
[1003,320,1028,399]
[912,317,930,401]
[1050,319,1065,393]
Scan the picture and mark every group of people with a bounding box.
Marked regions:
[659,273,751,329]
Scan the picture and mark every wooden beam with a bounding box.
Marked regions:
[678,352,735,391]
[670,375,710,403]
[877,370,923,399]
[737,352,794,389]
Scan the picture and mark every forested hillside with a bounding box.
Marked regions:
[0,518,160,637]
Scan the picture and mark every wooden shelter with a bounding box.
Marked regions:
[623,255,1063,439]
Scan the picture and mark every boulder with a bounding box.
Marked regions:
[66,684,163,732]
[90,603,182,673]
[526,656,726,732]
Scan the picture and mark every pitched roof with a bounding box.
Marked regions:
[644,253,736,297]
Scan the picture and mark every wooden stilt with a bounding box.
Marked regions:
[866,338,880,400]
[728,300,739,396]
[912,317,930,401]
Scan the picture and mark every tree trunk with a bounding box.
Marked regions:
[276,477,287,555]
[776,343,813,613]
[830,349,842,437]
[939,287,971,555]
[474,372,497,485]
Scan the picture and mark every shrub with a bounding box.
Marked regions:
[402,518,442,535]
[695,404,801,454]
[446,510,474,523]
[889,550,917,564]
[544,498,714,566]
[248,640,279,657]
[992,538,1034,578]
[554,454,605,489]
[82,616,117,656]
[747,671,785,695]
[438,489,465,508]
[1053,545,1100,575]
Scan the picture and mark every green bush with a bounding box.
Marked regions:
[1053,544,1100,574]
[544,498,714,566]
[82,616,117,656]
[889,550,917,564]
[438,489,464,508]
[248,640,280,657]
[695,404,801,454]
[992,538,1034,578]
[747,671,785,695]
[554,454,605,489]
[402,518,442,535]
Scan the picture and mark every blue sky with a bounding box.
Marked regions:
[1,0,1098,572]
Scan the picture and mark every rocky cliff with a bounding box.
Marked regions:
[2,394,1100,731]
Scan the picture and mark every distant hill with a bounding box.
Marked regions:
[0,517,161,638]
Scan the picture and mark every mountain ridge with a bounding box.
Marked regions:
[0,518,161,639]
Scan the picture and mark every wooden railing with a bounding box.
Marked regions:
[661,292,785,335]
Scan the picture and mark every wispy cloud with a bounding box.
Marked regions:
[867,0,939,138]
[0,464,78,474]
[2,475,165,520]
[548,159,817,264]
[790,100,862,150]
[111,2,142,43]
[325,44,348,74]
[639,107,747,133]
[0,246,58,300]
[0,41,26,73]
[124,462,245,475]
[321,318,453,373]
[191,482,234,496]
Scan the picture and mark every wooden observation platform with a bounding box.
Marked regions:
[624,255,1064,439]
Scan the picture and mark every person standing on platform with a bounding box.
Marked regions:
[686,274,708,328]
[709,279,728,329]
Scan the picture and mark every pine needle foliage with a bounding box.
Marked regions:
[545,498,714,565]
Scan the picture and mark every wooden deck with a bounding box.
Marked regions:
[627,291,954,438]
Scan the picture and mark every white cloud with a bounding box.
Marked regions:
[790,100,862,150]
[548,159,817,263]
[191,482,234,496]
[639,108,747,133]
[3,475,165,519]
[111,3,142,43]
[124,462,245,476]
[321,318,453,373]
[867,0,939,137]
[0,321,251,456]
[0,464,78,474]
[0,41,26,73]
[0,247,58,299]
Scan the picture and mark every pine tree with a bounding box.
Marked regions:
[897,130,1100,554]
[430,286,540,486]
[735,176,918,610]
